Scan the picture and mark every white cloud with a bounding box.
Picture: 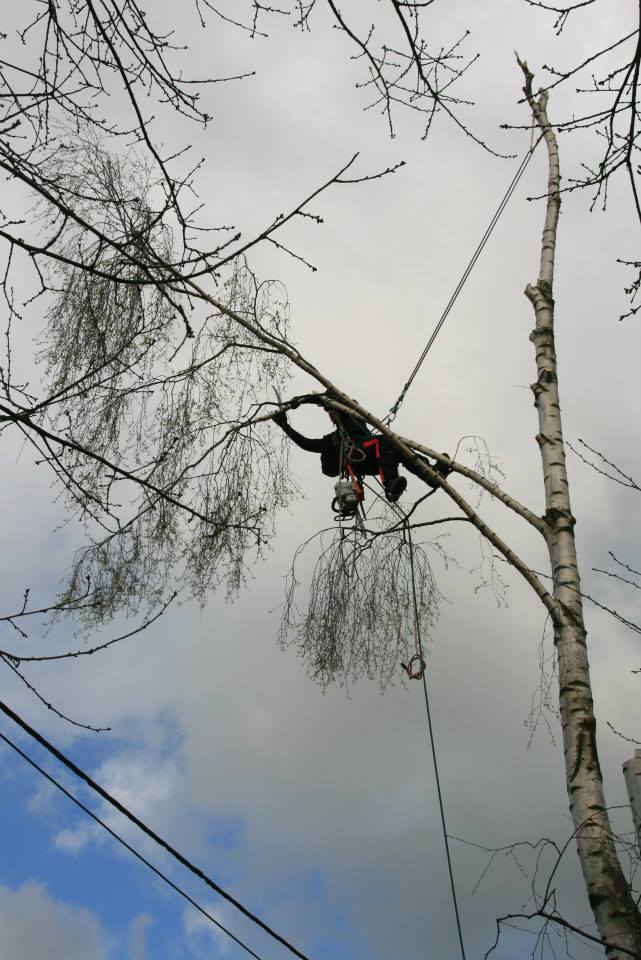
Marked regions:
[27,780,57,814]
[0,882,110,960]
[50,732,187,860]
[184,902,232,959]
[94,752,179,817]
[55,822,99,853]
[129,913,153,960]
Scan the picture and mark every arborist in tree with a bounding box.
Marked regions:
[272,403,451,504]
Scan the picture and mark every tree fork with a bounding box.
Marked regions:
[519,57,641,958]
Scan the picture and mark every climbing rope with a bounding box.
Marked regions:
[404,517,467,960]
[375,139,544,949]
[376,133,543,951]
[355,479,467,958]
[385,134,542,425]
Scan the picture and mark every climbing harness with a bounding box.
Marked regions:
[361,437,385,484]
[329,414,385,524]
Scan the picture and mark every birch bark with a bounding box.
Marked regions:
[521,60,641,959]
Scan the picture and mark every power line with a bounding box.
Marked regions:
[0,729,266,960]
[385,135,542,424]
[0,699,311,960]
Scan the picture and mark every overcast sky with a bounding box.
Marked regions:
[0,2,639,959]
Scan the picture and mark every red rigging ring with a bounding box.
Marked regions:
[402,653,426,680]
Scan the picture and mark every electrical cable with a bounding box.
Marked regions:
[0,699,311,960]
[385,135,542,424]
[0,729,267,960]
[405,518,467,960]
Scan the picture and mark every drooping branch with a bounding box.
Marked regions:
[0,593,176,663]
[279,518,445,688]
[1,656,110,733]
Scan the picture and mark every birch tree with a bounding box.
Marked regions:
[510,61,640,959]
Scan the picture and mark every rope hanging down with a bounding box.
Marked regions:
[362,483,467,959]
[385,135,542,424]
[404,519,467,960]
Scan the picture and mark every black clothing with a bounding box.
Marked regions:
[273,420,343,475]
[277,418,400,480]
[274,410,451,496]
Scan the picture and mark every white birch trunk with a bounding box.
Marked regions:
[522,63,641,959]
[623,750,641,859]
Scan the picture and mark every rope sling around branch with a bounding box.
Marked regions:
[385,133,542,424]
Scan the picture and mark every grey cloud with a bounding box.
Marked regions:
[0,882,109,960]
[129,913,153,960]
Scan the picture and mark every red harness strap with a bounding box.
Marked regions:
[342,435,383,499]
[345,464,364,501]
[361,437,385,483]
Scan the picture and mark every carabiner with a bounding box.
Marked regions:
[347,442,366,463]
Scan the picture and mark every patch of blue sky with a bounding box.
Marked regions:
[3,706,473,960]
[2,751,152,920]
[0,728,380,960]
[5,725,516,960]
[0,720,356,960]
[0,726,250,958]
[206,813,245,854]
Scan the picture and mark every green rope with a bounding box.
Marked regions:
[406,519,467,960]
